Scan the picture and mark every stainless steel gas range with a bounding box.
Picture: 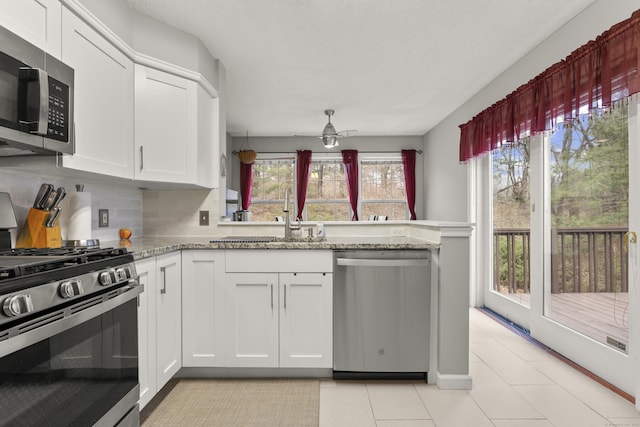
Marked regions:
[0,246,141,427]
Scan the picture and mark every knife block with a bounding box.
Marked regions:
[16,208,62,248]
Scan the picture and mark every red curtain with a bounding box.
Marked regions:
[295,150,312,220]
[459,9,640,162]
[401,149,417,220]
[239,162,253,210]
[341,150,359,221]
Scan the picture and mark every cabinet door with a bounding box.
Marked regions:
[155,252,182,389]
[225,272,279,367]
[135,257,157,410]
[0,0,61,56]
[196,86,219,189]
[279,273,333,368]
[182,250,225,367]
[134,65,197,183]
[60,7,134,179]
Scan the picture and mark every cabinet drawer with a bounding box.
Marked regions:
[225,250,333,273]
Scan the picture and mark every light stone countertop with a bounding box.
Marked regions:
[101,235,439,260]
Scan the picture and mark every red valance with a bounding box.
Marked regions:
[459,9,640,162]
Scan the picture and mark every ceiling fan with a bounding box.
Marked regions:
[317,109,357,148]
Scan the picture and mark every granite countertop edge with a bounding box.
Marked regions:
[102,237,440,260]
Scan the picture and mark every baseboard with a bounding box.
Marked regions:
[436,372,473,390]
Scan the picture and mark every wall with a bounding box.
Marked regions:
[230,135,426,220]
[423,0,640,222]
[78,0,221,88]
[0,169,142,245]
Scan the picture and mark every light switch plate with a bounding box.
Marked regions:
[99,209,109,227]
[199,210,209,226]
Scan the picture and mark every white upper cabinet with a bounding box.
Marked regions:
[0,0,61,57]
[60,7,134,179]
[197,86,219,189]
[134,65,198,184]
[4,2,221,188]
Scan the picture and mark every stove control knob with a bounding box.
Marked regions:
[3,294,34,317]
[99,270,116,286]
[59,280,84,299]
[115,267,131,282]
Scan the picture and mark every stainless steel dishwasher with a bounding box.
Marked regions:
[333,250,431,379]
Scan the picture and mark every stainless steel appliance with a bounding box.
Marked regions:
[333,250,431,379]
[0,193,17,249]
[0,246,141,426]
[0,25,74,156]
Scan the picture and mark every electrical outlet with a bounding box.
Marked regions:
[99,209,109,227]
[199,210,209,226]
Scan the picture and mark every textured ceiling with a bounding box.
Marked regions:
[124,0,595,137]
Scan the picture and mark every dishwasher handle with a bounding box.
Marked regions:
[336,258,429,268]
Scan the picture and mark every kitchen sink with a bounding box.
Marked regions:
[210,235,326,243]
[210,236,278,243]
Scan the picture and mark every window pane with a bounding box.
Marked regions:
[306,161,348,220]
[307,202,350,221]
[546,108,629,351]
[492,143,531,307]
[361,161,406,220]
[250,159,293,221]
[362,202,406,220]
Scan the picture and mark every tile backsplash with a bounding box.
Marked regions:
[0,169,143,245]
[142,189,221,236]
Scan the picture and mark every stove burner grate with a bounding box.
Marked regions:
[0,247,130,281]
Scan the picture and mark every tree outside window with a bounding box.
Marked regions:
[361,160,407,220]
[305,161,350,221]
[246,155,412,221]
[250,159,293,222]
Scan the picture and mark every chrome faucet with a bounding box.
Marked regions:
[284,188,301,239]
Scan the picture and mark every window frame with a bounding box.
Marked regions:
[246,152,410,222]
[359,153,408,220]
[248,154,295,221]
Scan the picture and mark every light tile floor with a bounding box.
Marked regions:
[319,308,640,427]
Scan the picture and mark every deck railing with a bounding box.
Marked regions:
[494,227,628,294]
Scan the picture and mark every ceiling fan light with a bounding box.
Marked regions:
[323,136,338,148]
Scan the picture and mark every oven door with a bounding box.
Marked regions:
[0,288,140,427]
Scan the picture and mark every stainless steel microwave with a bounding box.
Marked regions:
[0,25,74,156]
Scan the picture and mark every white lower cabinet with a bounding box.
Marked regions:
[136,257,156,410]
[225,272,280,367]
[279,272,333,368]
[182,250,226,367]
[225,250,333,369]
[136,252,182,410]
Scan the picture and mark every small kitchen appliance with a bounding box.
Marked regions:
[0,246,141,426]
[0,25,74,156]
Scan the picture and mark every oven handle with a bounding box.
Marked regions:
[0,284,142,358]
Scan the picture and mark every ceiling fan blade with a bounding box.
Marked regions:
[337,129,358,137]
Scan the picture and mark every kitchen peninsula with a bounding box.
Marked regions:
[107,221,473,408]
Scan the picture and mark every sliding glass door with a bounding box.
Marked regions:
[484,100,639,394]
[545,108,630,351]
